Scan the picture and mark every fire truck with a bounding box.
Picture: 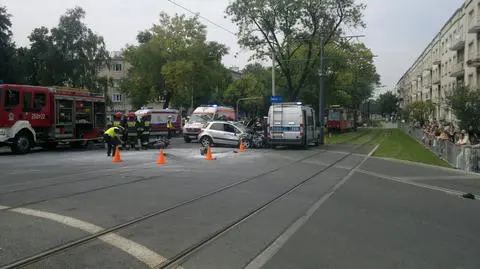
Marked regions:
[0,84,106,154]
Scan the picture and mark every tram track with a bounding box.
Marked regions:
[1,132,381,269]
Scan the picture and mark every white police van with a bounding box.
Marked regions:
[267,102,319,149]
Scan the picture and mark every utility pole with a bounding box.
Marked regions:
[318,36,325,145]
[272,50,276,96]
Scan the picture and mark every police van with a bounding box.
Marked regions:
[267,102,319,149]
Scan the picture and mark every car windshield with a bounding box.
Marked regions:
[189,114,212,123]
[233,122,248,132]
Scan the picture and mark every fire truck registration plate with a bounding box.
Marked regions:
[32,113,46,120]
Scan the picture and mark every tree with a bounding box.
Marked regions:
[224,73,264,116]
[15,7,110,90]
[377,91,399,116]
[0,6,17,83]
[122,12,232,109]
[226,0,365,101]
[403,100,435,126]
[447,86,480,132]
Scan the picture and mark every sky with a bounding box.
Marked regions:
[1,0,466,96]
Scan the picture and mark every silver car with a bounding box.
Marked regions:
[198,121,250,148]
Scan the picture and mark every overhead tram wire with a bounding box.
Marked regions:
[166,0,237,36]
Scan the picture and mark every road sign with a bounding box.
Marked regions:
[271,96,282,103]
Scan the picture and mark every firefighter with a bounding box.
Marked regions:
[166,115,174,139]
[112,112,123,127]
[140,114,151,149]
[103,126,124,157]
[126,112,139,150]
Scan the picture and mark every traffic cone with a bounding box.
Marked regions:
[156,148,165,165]
[239,139,245,152]
[205,145,214,161]
[112,146,122,163]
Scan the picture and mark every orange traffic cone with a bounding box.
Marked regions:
[239,139,245,152]
[205,145,214,161]
[112,146,122,163]
[156,148,165,165]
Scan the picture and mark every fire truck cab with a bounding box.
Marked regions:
[0,84,106,154]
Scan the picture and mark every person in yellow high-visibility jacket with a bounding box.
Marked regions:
[103,126,123,157]
[166,115,174,139]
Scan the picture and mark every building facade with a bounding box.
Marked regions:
[98,51,133,114]
[396,0,480,122]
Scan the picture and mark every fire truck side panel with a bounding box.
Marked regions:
[0,84,106,153]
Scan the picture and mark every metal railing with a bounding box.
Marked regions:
[399,123,480,173]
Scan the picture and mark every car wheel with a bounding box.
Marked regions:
[242,139,252,149]
[200,136,213,147]
[184,136,192,143]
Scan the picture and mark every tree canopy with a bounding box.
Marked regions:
[226,0,366,101]
[121,12,232,109]
[447,86,480,132]
[377,91,399,116]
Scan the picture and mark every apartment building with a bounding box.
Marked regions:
[396,0,480,122]
[98,51,133,114]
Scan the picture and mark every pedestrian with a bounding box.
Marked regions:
[167,115,174,139]
[103,126,124,157]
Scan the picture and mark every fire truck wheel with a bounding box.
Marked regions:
[11,131,33,154]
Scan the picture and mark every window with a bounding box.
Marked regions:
[112,63,122,72]
[33,93,46,111]
[22,92,32,112]
[112,93,122,102]
[4,89,19,108]
[223,124,236,133]
[210,123,223,131]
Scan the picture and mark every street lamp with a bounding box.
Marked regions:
[236,97,263,120]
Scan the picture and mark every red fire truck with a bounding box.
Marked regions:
[0,84,106,154]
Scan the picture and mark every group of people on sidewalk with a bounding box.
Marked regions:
[416,121,480,172]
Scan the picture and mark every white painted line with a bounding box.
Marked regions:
[370,155,480,176]
[402,175,480,181]
[244,144,380,269]
[0,205,10,210]
[357,169,476,198]
[6,206,167,268]
[10,208,104,233]
[99,233,167,268]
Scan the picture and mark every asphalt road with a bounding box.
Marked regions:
[0,136,479,269]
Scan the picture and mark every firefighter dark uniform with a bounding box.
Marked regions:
[103,127,123,157]
[166,116,174,139]
[140,114,151,148]
[126,112,139,150]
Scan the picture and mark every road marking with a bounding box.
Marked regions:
[99,234,167,267]
[357,169,479,198]
[401,175,480,180]
[0,205,10,210]
[4,206,167,268]
[244,144,380,269]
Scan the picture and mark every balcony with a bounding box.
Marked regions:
[432,55,441,65]
[467,51,480,67]
[450,61,465,78]
[468,16,480,33]
[449,35,465,51]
